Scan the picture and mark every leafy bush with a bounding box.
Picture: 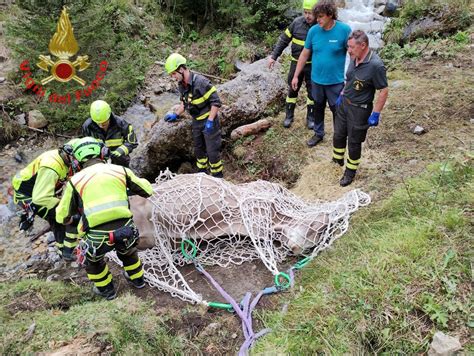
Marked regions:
[383,0,472,44]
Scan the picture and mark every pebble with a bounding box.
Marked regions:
[413,125,426,135]
[231,333,238,339]
[0,77,5,83]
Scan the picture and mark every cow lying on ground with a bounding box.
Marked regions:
[130,174,330,255]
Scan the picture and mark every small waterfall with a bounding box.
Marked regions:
[338,0,387,49]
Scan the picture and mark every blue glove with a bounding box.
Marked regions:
[164,112,179,122]
[368,112,380,127]
[335,94,343,108]
[204,119,214,134]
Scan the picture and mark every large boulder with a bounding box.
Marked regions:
[130,59,286,178]
[27,110,48,129]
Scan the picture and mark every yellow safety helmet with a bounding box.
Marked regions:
[165,53,187,74]
[303,0,318,10]
[72,137,103,163]
[90,100,111,124]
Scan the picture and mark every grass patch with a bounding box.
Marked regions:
[0,279,185,354]
[255,155,473,353]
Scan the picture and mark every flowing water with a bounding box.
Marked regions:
[339,0,388,49]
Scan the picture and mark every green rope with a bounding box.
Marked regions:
[208,301,234,311]
[274,272,291,289]
[293,256,312,270]
[180,239,197,260]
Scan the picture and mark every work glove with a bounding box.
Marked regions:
[335,93,344,108]
[204,119,214,134]
[111,150,122,158]
[368,112,380,127]
[164,112,179,122]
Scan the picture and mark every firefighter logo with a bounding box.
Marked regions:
[37,7,90,86]
[353,79,364,91]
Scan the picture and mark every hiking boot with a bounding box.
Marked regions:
[283,102,295,128]
[92,285,117,300]
[307,134,323,147]
[123,271,146,289]
[332,158,344,167]
[339,170,356,187]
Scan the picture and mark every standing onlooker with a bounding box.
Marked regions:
[333,30,389,186]
[163,53,223,178]
[292,0,351,147]
[268,0,318,129]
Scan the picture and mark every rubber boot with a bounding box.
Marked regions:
[306,104,315,130]
[339,169,356,187]
[283,102,296,128]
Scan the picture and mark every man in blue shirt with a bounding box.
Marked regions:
[292,0,351,147]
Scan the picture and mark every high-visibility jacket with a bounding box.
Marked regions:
[81,113,138,157]
[178,72,222,121]
[12,149,68,209]
[55,162,153,232]
[271,16,313,63]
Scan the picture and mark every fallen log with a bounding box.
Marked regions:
[230,118,272,140]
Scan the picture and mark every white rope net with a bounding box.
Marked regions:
[120,171,370,304]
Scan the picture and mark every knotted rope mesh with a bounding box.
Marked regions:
[116,171,370,304]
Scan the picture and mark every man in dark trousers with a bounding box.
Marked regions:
[268,0,318,129]
[163,53,223,178]
[292,0,352,147]
[333,30,389,186]
[56,137,153,300]
[82,100,138,167]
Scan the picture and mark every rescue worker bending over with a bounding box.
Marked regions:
[82,100,137,167]
[56,137,153,300]
[11,140,78,258]
[268,0,318,129]
[163,53,224,178]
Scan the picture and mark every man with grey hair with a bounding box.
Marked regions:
[333,30,389,186]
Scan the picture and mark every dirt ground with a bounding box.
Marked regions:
[1,34,473,353]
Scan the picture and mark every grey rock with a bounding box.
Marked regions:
[0,204,15,224]
[15,113,26,125]
[130,58,286,178]
[27,110,48,129]
[0,77,6,83]
[375,5,385,15]
[428,331,462,356]
[470,118,474,124]
[413,125,426,135]
[70,262,80,269]
[46,232,56,244]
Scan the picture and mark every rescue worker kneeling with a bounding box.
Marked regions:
[55,137,153,300]
[11,140,78,258]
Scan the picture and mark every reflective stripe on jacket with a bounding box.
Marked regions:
[271,16,313,63]
[12,149,68,208]
[82,113,138,155]
[178,72,222,121]
[55,162,153,231]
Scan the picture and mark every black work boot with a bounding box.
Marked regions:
[92,284,117,300]
[339,169,356,187]
[307,134,323,147]
[306,104,315,130]
[332,157,344,166]
[123,271,146,289]
[283,102,296,128]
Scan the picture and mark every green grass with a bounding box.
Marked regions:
[255,156,473,353]
[0,280,185,354]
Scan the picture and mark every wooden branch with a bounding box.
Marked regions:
[29,227,51,242]
[231,119,272,140]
